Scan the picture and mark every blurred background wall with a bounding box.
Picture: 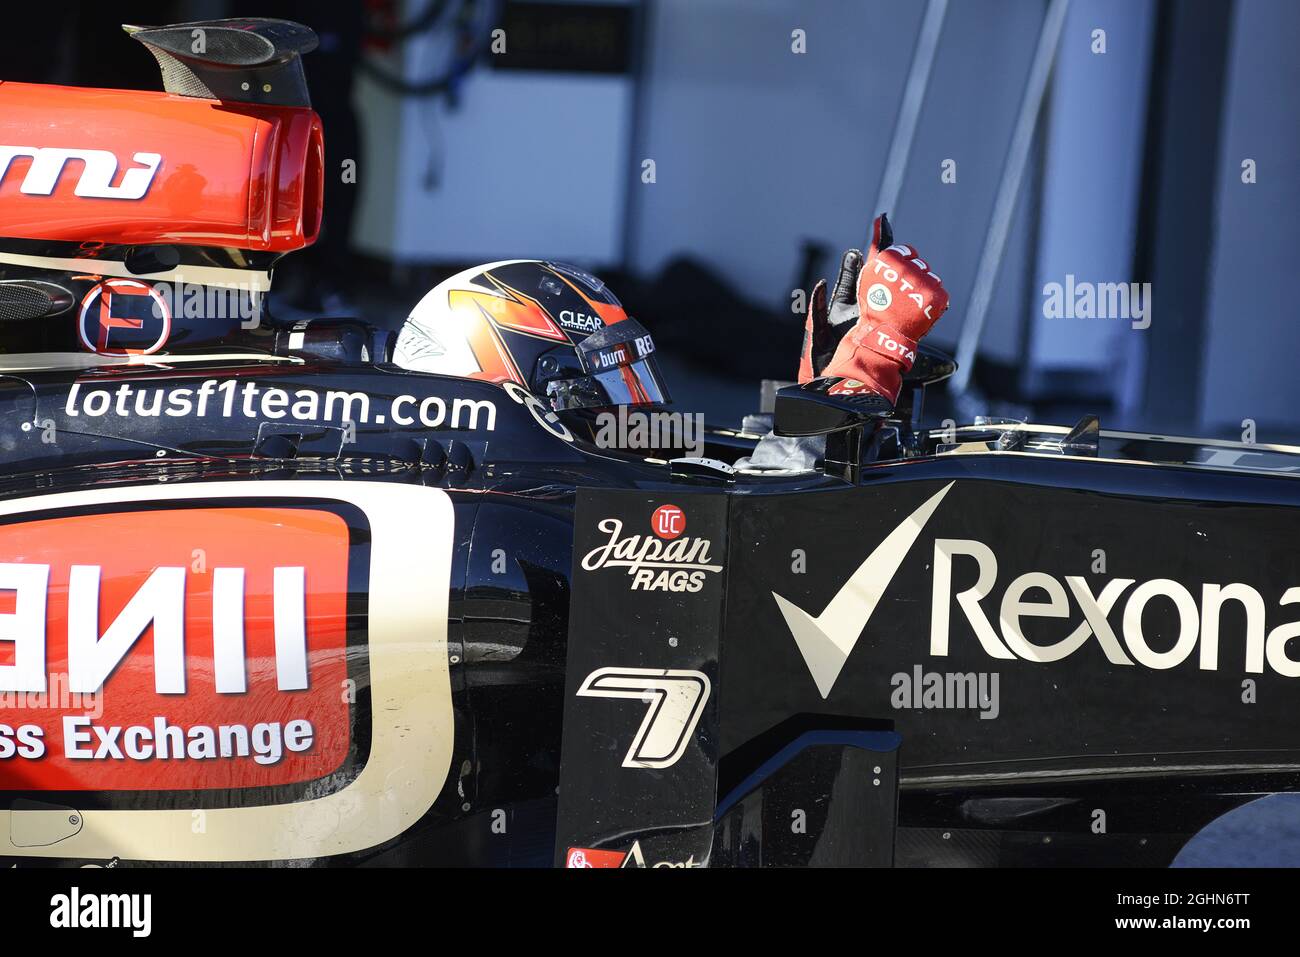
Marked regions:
[4,0,1296,439]
[1200,0,1300,434]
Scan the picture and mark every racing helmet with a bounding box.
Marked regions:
[393,260,670,412]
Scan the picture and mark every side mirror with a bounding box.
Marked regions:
[773,379,893,437]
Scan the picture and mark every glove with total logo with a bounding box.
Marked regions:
[798,213,949,404]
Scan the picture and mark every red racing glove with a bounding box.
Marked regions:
[800,214,949,404]
[797,247,863,384]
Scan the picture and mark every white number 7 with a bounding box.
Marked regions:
[576,667,711,769]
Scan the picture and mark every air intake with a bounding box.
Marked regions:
[0,281,74,322]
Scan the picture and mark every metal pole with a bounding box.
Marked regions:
[951,0,1070,395]
[872,0,949,233]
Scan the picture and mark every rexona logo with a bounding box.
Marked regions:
[581,506,721,592]
[930,539,1300,678]
[0,506,352,791]
[0,146,162,200]
[777,481,1300,699]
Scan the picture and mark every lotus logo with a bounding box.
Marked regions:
[865,283,892,310]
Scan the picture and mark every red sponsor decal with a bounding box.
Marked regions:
[651,504,685,540]
[77,278,172,356]
[0,82,323,252]
[566,847,626,868]
[0,507,352,791]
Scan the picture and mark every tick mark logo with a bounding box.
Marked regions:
[774,482,954,698]
[575,667,710,768]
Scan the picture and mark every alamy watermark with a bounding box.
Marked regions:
[891,665,1000,719]
[150,279,262,329]
[1042,275,1151,330]
[0,671,103,719]
[594,407,704,458]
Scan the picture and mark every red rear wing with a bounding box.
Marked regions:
[0,81,323,252]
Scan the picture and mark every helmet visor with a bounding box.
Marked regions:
[545,317,671,411]
[546,356,671,411]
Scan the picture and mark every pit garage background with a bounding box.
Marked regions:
[5,0,1296,440]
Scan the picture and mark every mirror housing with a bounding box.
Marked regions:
[773,379,892,437]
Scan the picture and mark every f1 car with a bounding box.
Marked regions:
[2,18,1299,868]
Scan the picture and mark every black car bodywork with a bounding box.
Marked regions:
[3,12,1298,867]
[2,334,1299,867]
